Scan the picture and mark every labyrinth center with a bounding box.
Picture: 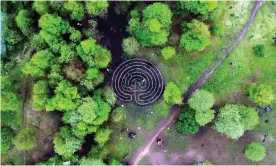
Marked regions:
[111,59,164,105]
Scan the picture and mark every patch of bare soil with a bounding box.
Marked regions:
[24,99,62,164]
[142,126,264,165]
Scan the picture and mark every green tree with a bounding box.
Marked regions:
[16,10,34,36]
[64,1,84,21]
[248,83,274,106]
[176,108,199,134]
[122,37,140,57]
[22,50,54,77]
[245,142,266,161]
[102,86,117,106]
[180,1,217,15]
[46,80,80,111]
[161,47,175,60]
[188,89,215,111]
[32,80,49,111]
[85,0,109,16]
[164,82,182,105]
[111,107,125,122]
[180,19,211,52]
[33,1,49,15]
[81,68,104,91]
[1,91,21,112]
[31,34,47,51]
[53,127,83,158]
[239,106,259,130]
[63,59,84,82]
[94,128,112,147]
[39,14,69,36]
[1,76,21,112]
[143,3,172,28]
[195,109,215,126]
[13,128,36,151]
[253,44,265,57]
[68,27,82,42]
[1,127,15,153]
[215,104,244,139]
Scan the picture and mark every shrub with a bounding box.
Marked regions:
[13,128,36,151]
[213,24,225,36]
[161,47,175,60]
[188,89,215,111]
[122,37,140,57]
[95,128,112,147]
[176,108,199,134]
[32,80,49,111]
[248,83,274,106]
[179,19,211,52]
[253,44,265,57]
[245,142,266,161]
[111,107,126,122]
[163,82,182,105]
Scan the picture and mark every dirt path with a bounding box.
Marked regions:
[128,1,264,165]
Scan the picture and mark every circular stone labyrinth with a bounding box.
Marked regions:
[111,58,164,105]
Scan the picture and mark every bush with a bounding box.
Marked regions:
[1,127,15,153]
[163,82,182,105]
[188,89,215,111]
[179,19,211,52]
[111,107,126,122]
[13,128,36,151]
[32,80,49,111]
[253,44,265,57]
[245,142,266,161]
[176,108,199,134]
[122,37,140,57]
[248,83,274,106]
[161,47,175,60]
[95,128,112,147]
[213,24,225,36]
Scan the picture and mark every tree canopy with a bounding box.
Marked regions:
[176,108,199,134]
[245,142,266,161]
[13,128,36,151]
[188,89,215,111]
[180,19,211,52]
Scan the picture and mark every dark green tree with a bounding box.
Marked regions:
[1,127,15,153]
[176,108,199,134]
[16,10,34,36]
[253,44,265,57]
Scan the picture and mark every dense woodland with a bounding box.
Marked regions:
[1,1,275,165]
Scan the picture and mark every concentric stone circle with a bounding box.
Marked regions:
[111,58,164,105]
